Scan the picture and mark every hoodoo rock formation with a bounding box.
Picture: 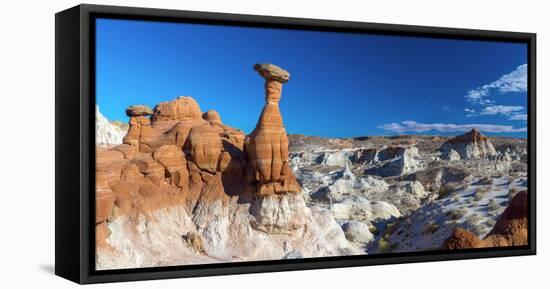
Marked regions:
[95,63,356,269]
[440,128,497,160]
[442,190,528,250]
[245,63,301,196]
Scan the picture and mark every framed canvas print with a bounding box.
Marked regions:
[55,4,536,284]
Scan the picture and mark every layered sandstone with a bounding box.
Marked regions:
[245,63,300,196]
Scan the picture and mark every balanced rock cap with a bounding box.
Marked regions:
[126,105,153,117]
[253,63,290,83]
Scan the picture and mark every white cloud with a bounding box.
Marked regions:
[464,108,476,117]
[442,105,450,112]
[480,105,524,116]
[465,64,527,104]
[379,120,526,134]
[509,113,528,121]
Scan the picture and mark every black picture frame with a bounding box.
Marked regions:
[55,4,536,284]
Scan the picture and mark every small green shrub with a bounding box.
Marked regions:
[438,183,462,199]
[467,213,484,225]
[423,222,439,235]
[378,239,391,252]
[478,176,494,185]
[449,208,467,220]
[474,189,487,201]
[369,226,379,236]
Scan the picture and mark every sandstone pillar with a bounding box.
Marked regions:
[245,63,301,196]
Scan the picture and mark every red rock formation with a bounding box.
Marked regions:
[447,128,488,144]
[440,128,497,159]
[442,190,528,249]
[186,125,223,173]
[203,110,222,125]
[441,228,484,250]
[123,106,153,147]
[245,63,301,196]
[484,190,528,246]
[152,96,203,122]
[95,94,250,242]
[95,64,305,247]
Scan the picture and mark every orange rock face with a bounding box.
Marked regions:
[441,228,484,250]
[152,96,203,122]
[484,190,528,246]
[95,63,301,247]
[245,64,301,196]
[202,110,222,125]
[442,190,529,250]
[186,125,222,173]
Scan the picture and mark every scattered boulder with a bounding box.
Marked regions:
[342,221,374,244]
[329,196,401,224]
[446,149,461,161]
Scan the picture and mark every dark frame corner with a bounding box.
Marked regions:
[55,4,536,284]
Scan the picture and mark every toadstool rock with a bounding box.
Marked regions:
[245,63,300,196]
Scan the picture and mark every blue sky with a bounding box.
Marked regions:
[96,18,528,138]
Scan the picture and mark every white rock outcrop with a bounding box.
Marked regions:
[96,105,126,147]
[342,221,374,244]
[365,146,421,177]
[440,129,497,159]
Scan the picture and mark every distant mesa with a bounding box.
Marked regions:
[440,128,497,160]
